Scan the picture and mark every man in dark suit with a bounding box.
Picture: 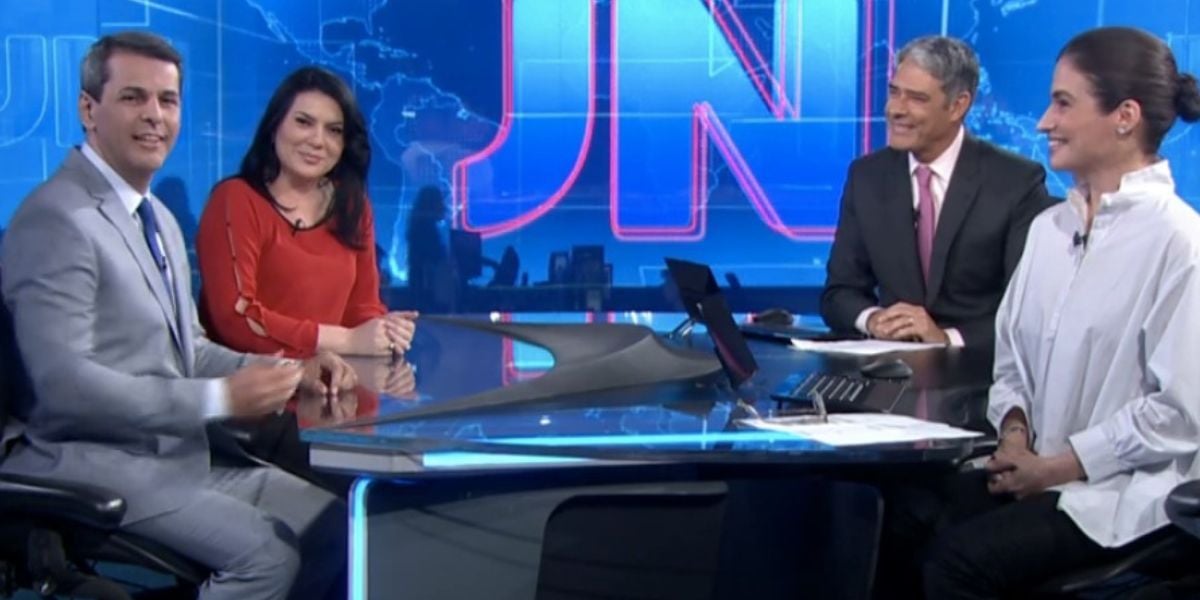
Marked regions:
[821,36,1054,349]
[0,32,352,599]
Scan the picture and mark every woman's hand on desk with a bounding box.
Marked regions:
[383,311,418,354]
[985,444,1085,499]
[348,318,396,355]
[363,359,417,398]
[321,312,416,356]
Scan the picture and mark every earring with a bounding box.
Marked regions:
[1116,126,1130,136]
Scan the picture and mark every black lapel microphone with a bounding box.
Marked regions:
[1072,231,1088,249]
[291,218,302,236]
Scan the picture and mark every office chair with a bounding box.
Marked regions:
[1167,479,1200,540]
[0,277,207,599]
[1029,480,1200,598]
[487,245,520,287]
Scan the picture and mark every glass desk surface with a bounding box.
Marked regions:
[300,313,994,470]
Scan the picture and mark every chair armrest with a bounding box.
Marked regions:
[1167,480,1200,516]
[1032,529,1183,595]
[0,472,126,529]
[1167,479,1200,541]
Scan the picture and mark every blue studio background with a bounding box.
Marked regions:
[2,0,1198,306]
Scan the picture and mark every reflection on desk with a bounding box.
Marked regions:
[301,313,995,474]
[742,413,984,447]
[288,358,417,429]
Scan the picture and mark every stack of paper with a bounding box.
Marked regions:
[789,339,942,356]
[741,413,983,447]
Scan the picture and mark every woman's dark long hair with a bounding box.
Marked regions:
[238,66,371,249]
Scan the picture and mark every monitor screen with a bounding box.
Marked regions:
[664,258,757,388]
[663,257,719,322]
[570,245,607,285]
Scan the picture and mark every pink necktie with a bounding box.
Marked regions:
[915,165,936,283]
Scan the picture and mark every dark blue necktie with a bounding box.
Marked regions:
[135,198,171,295]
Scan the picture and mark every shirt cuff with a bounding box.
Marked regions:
[855,307,881,335]
[945,328,965,347]
[202,378,231,420]
[987,398,1022,434]
[1068,425,1124,483]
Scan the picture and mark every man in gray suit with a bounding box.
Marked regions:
[0,32,350,599]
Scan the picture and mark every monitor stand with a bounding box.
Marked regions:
[667,316,697,341]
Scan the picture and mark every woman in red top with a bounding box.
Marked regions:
[197,66,416,358]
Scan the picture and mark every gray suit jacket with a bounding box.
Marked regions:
[0,149,248,524]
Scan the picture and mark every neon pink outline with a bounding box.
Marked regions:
[498,314,549,385]
[452,0,597,238]
[791,1,802,111]
[887,0,896,81]
[503,313,610,384]
[862,0,896,155]
[697,102,833,240]
[501,336,547,385]
[500,313,516,385]
[863,0,874,153]
[708,0,797,118]
[778,0,788,110]
[500,314,615,384]
[611,0,832,241]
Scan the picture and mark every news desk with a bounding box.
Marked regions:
[301,313,995,600]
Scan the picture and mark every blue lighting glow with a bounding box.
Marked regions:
[348,477,374,600]
[417,431,830,469]
[491,430,808,447]
[423,452,593,468]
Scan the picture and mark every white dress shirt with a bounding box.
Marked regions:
[856,126,966,346]
[988,160,1200,547]
[80,143,230,419]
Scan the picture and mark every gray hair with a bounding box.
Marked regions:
[896,36,979,106]
[80,31,182,100]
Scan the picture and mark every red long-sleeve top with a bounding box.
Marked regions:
[196,178,387,358]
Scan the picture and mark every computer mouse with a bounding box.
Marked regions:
[860,358,913,379]
[752,307,794,326]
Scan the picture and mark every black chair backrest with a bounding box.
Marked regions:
[489,246,519,287]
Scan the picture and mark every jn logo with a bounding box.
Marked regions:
[453,0,861,242]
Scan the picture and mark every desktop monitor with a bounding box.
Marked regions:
[547,251,570,284]
[570,245,607,285]
[450,229,483,280]
[663,257,719,322]
[664,258,758,388]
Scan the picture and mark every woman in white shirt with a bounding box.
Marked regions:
[923,26,1200,598]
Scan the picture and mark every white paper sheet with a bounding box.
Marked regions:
[789,338,943,356]
[740,413,984,447]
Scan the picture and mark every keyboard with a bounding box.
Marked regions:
[770,372,875,407]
